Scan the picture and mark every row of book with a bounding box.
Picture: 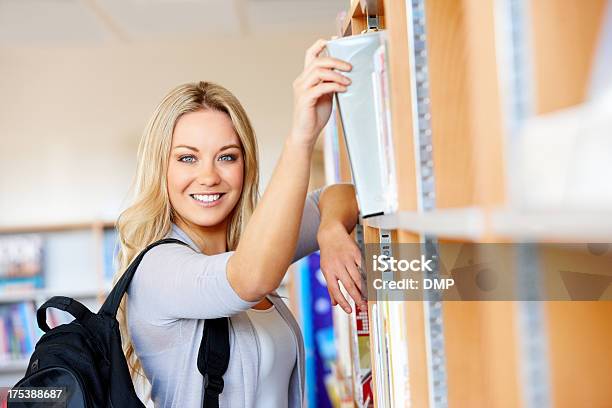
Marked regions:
[0,230,119,367]
[0,301,71,364]
[0,302,39,363]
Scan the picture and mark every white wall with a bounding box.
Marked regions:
[0,33,327,226]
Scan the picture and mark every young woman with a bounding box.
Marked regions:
[113,40,366,407]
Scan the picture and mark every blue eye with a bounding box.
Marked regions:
[179,155,196,163]
[218,154,236,162]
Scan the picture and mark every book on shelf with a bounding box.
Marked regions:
[324,100,343,184]
[371,41,398,214]
[330,295,373,407]
[331,307,355,404]
[0,234,44,294]
[0,301,79,366]
[0,301,39,364]
[326,30,398,218]
[295,253,338,407]
[350,307,373,407]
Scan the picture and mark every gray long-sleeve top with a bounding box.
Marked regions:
[127,189,322,408]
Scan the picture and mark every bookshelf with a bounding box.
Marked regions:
[0,221,116,387]
[368,208,612,242]
[0,285,110,305]
[0,358,30,372]
[326,0,612,407]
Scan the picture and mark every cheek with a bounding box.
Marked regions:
[166,163,191,198]
[223,162,244,192]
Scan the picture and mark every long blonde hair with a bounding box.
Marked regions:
[113,81,259,389]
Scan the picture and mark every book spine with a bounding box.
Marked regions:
[10,304,26,357]
[0,306,7,361]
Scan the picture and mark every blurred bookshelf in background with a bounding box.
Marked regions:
[0,221,117,386]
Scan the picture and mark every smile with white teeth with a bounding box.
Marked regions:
[191,193,223,203]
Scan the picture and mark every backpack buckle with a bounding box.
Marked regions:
[203,373,224,394]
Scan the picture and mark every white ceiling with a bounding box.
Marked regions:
[0,0,346,46]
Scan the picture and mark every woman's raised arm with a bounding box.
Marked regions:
[227,40,352,302]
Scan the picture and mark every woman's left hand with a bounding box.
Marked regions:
[290,39,352,148]
[318,221,367,314]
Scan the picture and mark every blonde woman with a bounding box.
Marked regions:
[114,40,365,407]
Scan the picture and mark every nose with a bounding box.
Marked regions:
[196,161,222,187]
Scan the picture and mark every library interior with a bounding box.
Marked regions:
[1,0,612,407]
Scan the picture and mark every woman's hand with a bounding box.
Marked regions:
[318,221,367,314]
[290,39,352,148]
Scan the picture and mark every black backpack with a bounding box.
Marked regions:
[10,238,230,408]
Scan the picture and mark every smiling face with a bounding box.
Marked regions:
[167,109,244,232]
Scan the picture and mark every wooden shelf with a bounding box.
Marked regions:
[342,0,363,36]
[366,208,612,242]
[366,207,485,240]
[341,0,385,37]
[0,284,112,305]
[0,358,29,373]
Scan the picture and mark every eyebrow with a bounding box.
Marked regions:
[173,144,241,152]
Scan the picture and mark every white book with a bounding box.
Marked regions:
[326,31,398,218]
[372,42,398,214]
[323,100,342,185]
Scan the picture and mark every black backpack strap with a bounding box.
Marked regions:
[99,238,188,318]
[198,317,230,408]
[37,296,93,332]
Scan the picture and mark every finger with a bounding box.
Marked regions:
[326,287,338,306]
[353,248,363,268]
[322,266,340,307]
[338,269,366,310]
[311,56,352,72]
[348,265,368,309]
[306,82,347,101]
[304,39,327,68]
[346,260,365,299]
[302,67,351,89]
[328,278,352,314]
[294,57,351,88]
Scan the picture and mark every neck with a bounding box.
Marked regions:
[174,216,228,255]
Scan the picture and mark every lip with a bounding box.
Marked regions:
[189,193,226,208]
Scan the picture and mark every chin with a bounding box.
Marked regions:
[193,207,236,226]
[183,211,230,228]
[191,218,227,228]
